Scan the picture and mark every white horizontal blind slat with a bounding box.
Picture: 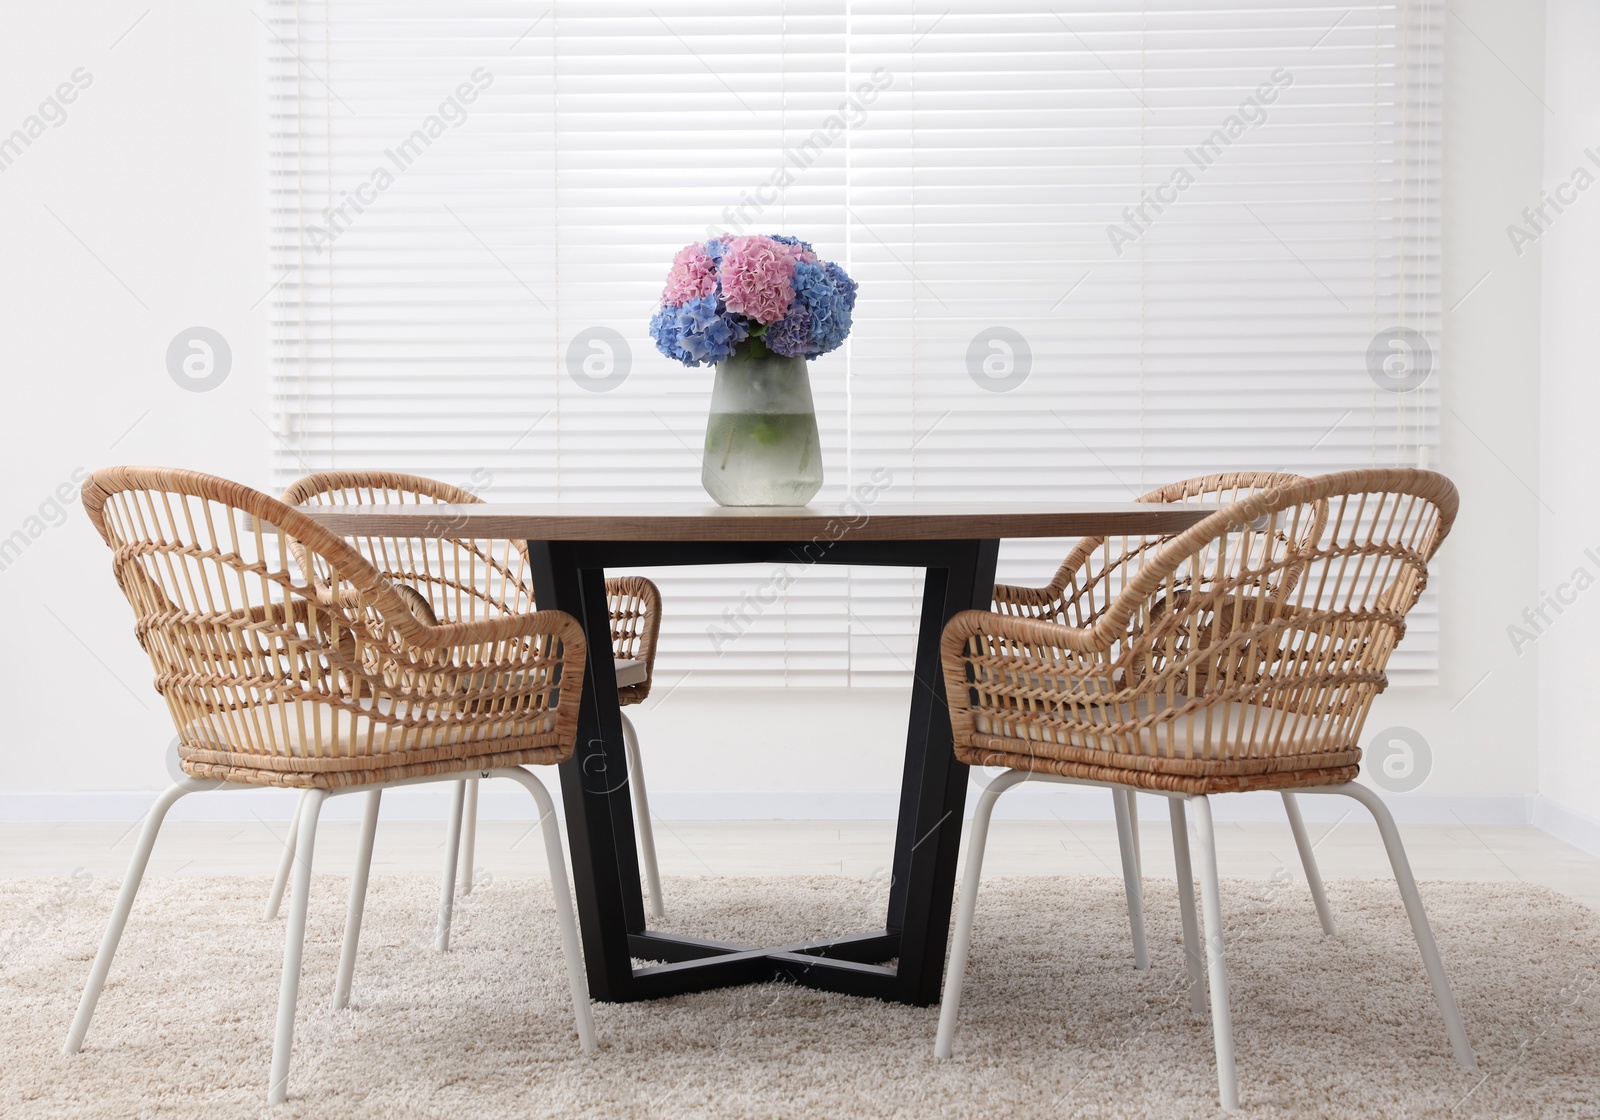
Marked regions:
[267,0,1441,688]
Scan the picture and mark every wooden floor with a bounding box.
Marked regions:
[5,815,1597,913]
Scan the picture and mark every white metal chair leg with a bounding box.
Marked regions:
[1190,795,1240,1111]
[1111,788,1149,970]
[333,789,382,1010]
[490,766,597,1053]
[268,787,327,1105]
[1280,791,1336,936]
[935,768,1031,1059]
[264,790,308,920]
[1127,789,1143,880]
[458,778,479,896]
[436,780,466,952]
[620,712,664,921]
[1305,782,1475,1069]
[1168,797,1206,1014]
[63,780,196,1055]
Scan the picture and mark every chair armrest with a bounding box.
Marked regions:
[940,608,1122,753]
[991,535,1117,623]
[992,581,1060,613]
[943,609,1110,662]
[392,584,440,626]
[412,609,587,660]
[370,609,589,724]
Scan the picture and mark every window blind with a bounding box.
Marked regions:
[267,0,1442,688]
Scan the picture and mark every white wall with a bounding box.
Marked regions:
[1331,0,1546,806]
[0,2,1562,826]
[1536,0,1600,841]
[0,1,269,795]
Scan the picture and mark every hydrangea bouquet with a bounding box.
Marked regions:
[649,235,857,366]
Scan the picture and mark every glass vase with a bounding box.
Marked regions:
[701,342,823,506]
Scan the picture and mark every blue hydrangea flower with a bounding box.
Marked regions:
[793,261,856,357]
[649,304,691,365]
[764,303,812,357]
[825,260,858,313]
[771,235,815,255]
[649,295,747,366]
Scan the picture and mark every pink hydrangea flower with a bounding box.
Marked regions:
[719,235,797,324]
[662,244,717,304]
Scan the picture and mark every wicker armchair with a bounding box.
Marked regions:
[63,468,596,1104]
[990,473,1338,969]
[273,470,667,927]
[935,469,1474,1110]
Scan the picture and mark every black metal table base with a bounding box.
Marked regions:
[526,537,999,1007]
[623,929,901,999]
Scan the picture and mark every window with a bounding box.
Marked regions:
[267,0,1441,687]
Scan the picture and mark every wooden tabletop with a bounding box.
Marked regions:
[296,501,1216,542]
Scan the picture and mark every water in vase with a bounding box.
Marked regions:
[699,344,824,506]
[702,410,822,506]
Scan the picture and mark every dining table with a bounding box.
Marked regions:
[298,500,1216,1006]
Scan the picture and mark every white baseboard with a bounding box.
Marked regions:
[1532,797,1600,859]
[0,785,1547,829]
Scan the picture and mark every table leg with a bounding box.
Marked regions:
[528,536,998,1007]
[527,541,645,1002]
[887,538,999,1005]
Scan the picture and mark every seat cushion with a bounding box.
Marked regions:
[613,657,648,689]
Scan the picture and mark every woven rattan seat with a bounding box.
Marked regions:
[944,470,1429,795]
[983,472,1341,971]
[83,467,586,783]
[936,469,1475,1111]
[64,467,596,1103]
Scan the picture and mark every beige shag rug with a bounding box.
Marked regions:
[1,873,1596,1118]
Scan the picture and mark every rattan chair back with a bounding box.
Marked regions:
[83,467,586,788]
[283,470,660,703]
[944,469,1456,792]
[995,472,1315,629]
[283,470,532,623]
